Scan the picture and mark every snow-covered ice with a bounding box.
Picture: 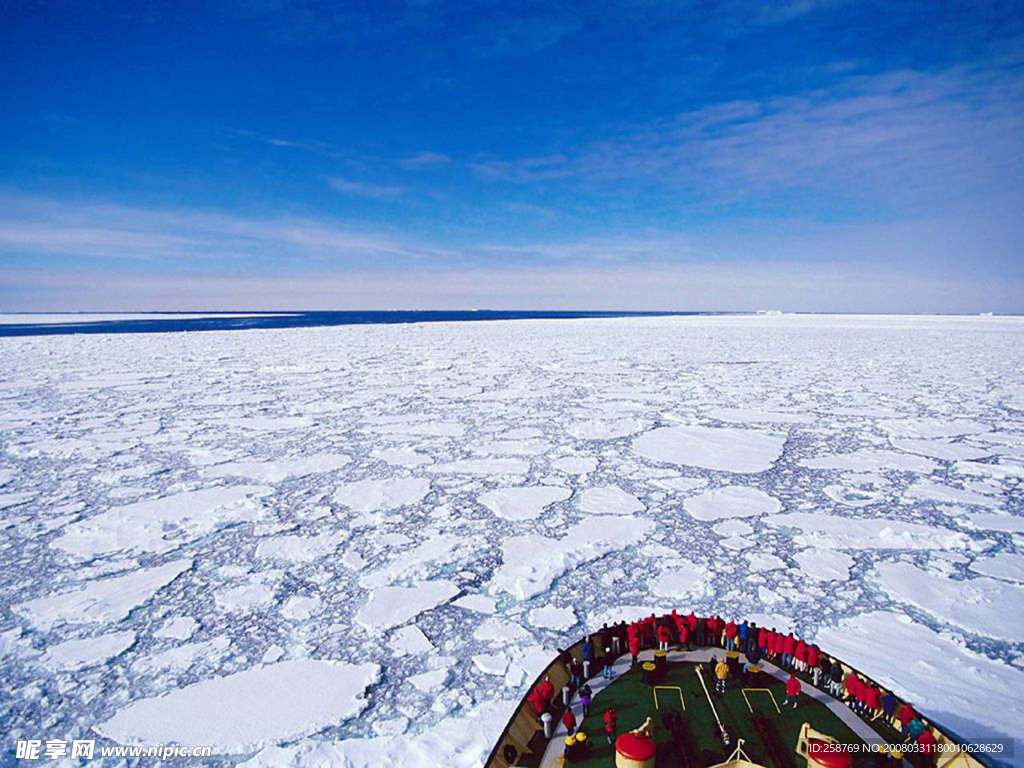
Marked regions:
[97,660,380,753]
[42,630,137,670]
[2,313,1024,764]
[477,485,570,521]
[683,485,781,520]
[632,424,786,473]
[577,485,644,516]
[355,581,460,631]
[816,612,1024,748]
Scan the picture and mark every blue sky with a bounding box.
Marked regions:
[2,0,1023,311]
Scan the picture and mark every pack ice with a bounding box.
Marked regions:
[1,313,1023,764]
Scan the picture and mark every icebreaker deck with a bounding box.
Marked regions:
[536,649,879,768]
[485,627,991,768]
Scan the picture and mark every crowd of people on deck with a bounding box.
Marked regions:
[526,610,940,759]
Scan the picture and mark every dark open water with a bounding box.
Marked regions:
[0,310,721,337]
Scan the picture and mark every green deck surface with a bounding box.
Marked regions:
[556,660,888,768]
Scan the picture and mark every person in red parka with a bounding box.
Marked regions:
[854,677,869,715]
[725,620,738,651]
[806,645,821,686]
[783,673,801,708]
[794,640,807,672]
[844,672,861,709]
[758,627,768,652]
[657,624,672,651]
[706,616,718,646]
[782,633,796,667]
[678,622,689,649]
[917,728,937,756]
[538,678,555,704]
[864,684,881,717]
[897,702,917,737]
[604,706,618,745]
[562,708,577,736]
[629,635,641,666]
[527,689,545,715]
[770,630,783,660]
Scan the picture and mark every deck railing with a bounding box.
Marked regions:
[481,623,995,768]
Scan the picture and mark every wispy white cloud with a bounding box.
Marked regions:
[327,177,406,199]
[397,151,451,170]
[2,192,1020,312]
[471,62,1024,214]
[233,129,348,159]
[0,194,442,262]
[4,259,1020,314]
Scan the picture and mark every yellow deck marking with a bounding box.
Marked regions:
[742,687,781,715]
[653,685,685,711]
[937,752,970,768]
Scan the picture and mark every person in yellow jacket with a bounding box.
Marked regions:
[715,658,728,694]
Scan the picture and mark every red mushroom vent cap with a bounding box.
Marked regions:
[616,732,656,760]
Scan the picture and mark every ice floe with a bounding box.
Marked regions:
[97,660,380,754]
[53,486,272,557]
[766,513,969,550]
[800,449,937,474]
[477,485,571,521]
[154,616,198,640]
[42,630,136,670]
[879,418,991,439]
[332,477,431,513]
[904,481,1000,508]
[528,605,578,631]
[355,580,460,631]
[577,486,645,516]
[969,552,1024,582]
[633,425,785,473]
[15,560,192,630]
[684,485,781,520]
[874,561,1024,641]
[491,516,653,599]
[793,549,854,581]
[816,612,1024,747]
[203,453,352,482]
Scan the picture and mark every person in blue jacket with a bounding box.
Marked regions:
[738,621,750,653]
[582,636,595,662]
